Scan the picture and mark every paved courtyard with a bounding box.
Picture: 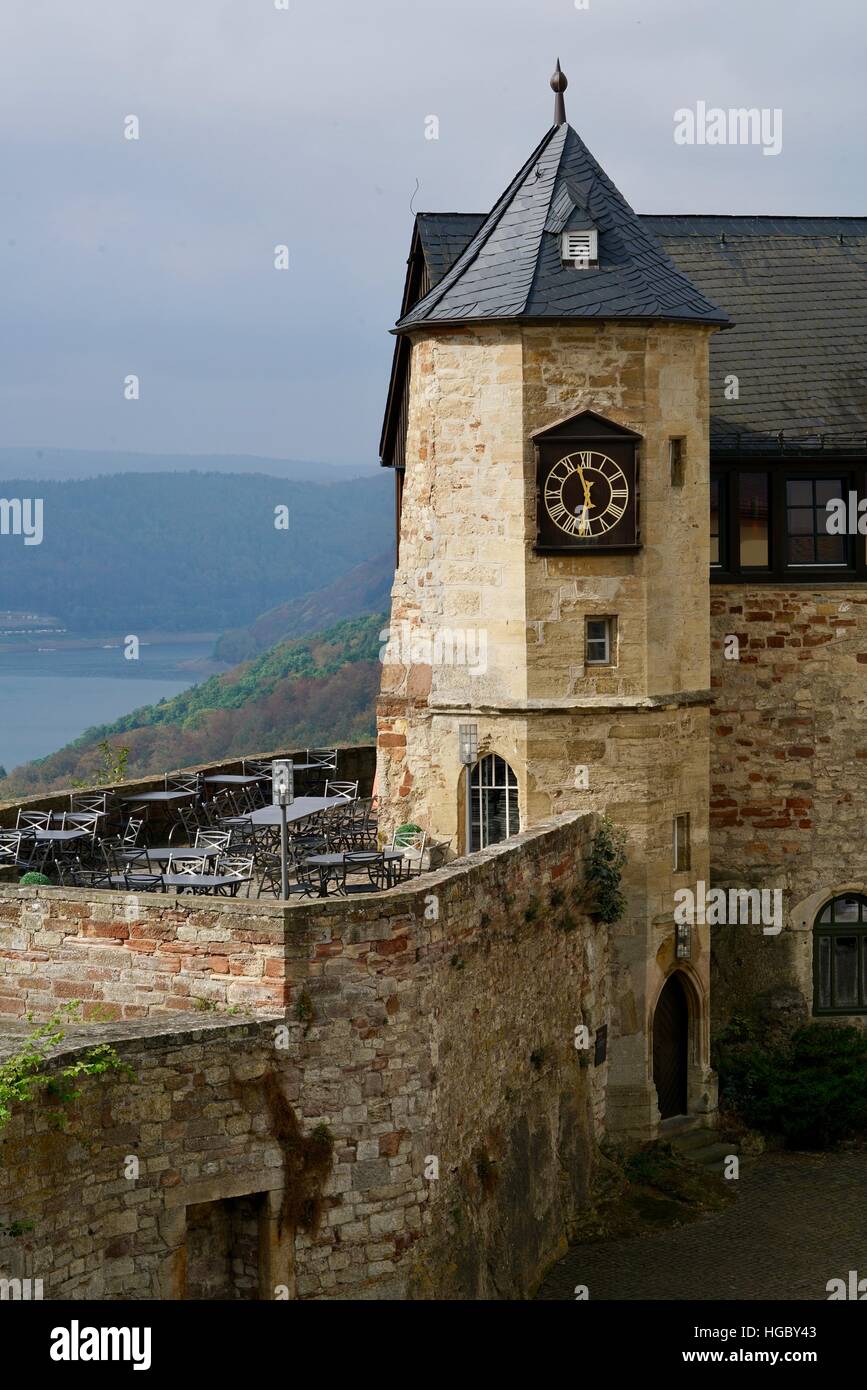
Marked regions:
[537,1152,867,1300]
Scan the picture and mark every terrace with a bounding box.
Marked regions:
[0,743,443,904]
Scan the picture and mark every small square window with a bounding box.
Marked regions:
[673,813,691,873]
[669,438,686,487]
[586,617,615,666]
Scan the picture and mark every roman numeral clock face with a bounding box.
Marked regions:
[540,449,636,549]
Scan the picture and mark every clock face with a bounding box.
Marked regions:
[543,450,630,539]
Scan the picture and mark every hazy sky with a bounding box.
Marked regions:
[0,0,863,467]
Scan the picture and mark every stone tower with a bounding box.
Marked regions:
[377,67,730,1137]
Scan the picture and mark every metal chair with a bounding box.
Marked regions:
[0,831,23,874]
[336,851,390,897]
[307,748,338,770]
[391,829,428,881]
[194,828,233,851]
[214,854,255,897]
[324,780,359,801]
[16,809,51,833]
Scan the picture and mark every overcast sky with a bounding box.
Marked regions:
[0,0,862,468]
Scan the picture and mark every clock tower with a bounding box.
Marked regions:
[377,64,730,1137]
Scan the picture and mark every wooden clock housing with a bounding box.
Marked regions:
[533,409,642,554]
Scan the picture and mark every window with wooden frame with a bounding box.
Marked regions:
[585,616,616,666]
[814,895,867,1015]
[673,813,691,873]
[710,462,867,582]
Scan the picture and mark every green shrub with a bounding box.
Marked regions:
[394,822,422,847]
[19,872,51,886]
[717,1021,867,1149]
[585,818,627,924]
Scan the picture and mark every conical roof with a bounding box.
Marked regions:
[395,122,731,331]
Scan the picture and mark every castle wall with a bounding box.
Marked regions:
[0,812,608,1301]
[710,585,867,1033]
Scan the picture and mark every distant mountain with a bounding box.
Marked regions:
[0,613,385,796]
[214,552,395,663]
[0,448,374,483]
[0,472,392,633]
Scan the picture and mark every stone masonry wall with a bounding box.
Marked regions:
[0,891,289,1020]
[710,585,867,1032]
[0,812,607,1300]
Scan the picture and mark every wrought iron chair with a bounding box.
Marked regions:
[335,851,390,897]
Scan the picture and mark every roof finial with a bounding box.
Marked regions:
[550,58,568,126]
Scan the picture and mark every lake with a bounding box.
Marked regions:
[0,639,216,772]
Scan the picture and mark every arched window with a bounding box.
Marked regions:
[470,754,519,851]
[814,895,867,1014]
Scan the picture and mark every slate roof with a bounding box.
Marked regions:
[396,123,731,332]
[408,209,867,452]
[645,216,867,450]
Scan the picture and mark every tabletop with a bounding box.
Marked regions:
[247,795,349,827]
[203,774,267,786]
[32,829,87,842]
[305,851,402,867]
[122,790,197,803]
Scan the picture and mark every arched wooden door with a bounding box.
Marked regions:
[652,972,689,1119]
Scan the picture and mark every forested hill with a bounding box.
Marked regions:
[0,472,391,632]
[0,613,386,795]
[214,551,394,662]
[0,447,369,483]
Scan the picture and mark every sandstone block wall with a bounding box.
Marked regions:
[710,585,867,1032]
[0,812,608,1300]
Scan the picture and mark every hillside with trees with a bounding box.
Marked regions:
[0,613,386,795]
[0,472,391,633]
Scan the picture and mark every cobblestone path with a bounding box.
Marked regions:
[536,1152,867,1300]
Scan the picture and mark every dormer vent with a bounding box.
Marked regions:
[562,228,598,267]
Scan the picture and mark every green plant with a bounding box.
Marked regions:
[716,1021,867,1149]
[394,822,422,847]
[585,817,628,923]
[72,738,130,789]
[523,896,541,924]
[0,1004,133,1134]
[550,887,565,909]
[19,872,51,886]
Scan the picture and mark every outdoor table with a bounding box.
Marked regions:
[125,845,221,865]
[203,774,268,786]
[304,850,403,898]
[50,810,106,824]
[122,790,197,803]
[161,872,247,895]
[247,795,349,828]
[31,829,88,843]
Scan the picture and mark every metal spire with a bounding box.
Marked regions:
[550,58,568,126]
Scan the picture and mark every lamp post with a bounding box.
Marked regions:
[458,723,478,856]
[271,759,295,899]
